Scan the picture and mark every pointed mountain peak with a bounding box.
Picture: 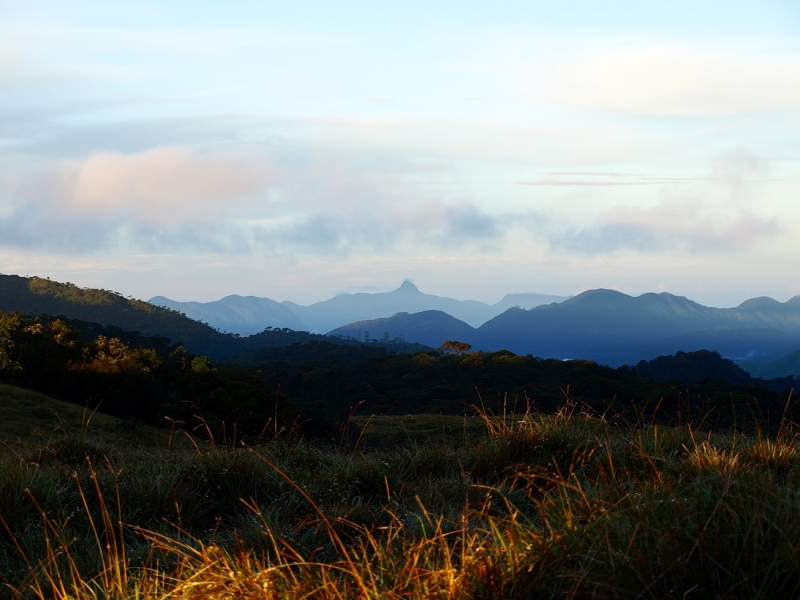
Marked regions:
[397,280,419,293]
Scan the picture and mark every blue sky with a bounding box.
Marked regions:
[1,1,799,306]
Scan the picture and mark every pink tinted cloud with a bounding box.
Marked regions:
[65,145,269,223]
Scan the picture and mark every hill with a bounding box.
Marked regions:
[150,294,308,335]
[0,274,246,358]
[328,310,476,349]
[282,280,567,332]
[0,382,196,455]
[336,289,800,366]
[236,343,797,430]
[740,349,800,379]
[636,349,763,386]
[0,274,427,360]
[475,290,800,365]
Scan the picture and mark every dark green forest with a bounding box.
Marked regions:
[1,306,797,439]
[234,343,798,433]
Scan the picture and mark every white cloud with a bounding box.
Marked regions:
[534,44,800,116]
[611,203,773,250]
[542,148,782,253]
[0,143,507,255]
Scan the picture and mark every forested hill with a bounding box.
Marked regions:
[0,274,247,358]
[0,274,428,359]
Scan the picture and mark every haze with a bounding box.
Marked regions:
[1,1,799,307]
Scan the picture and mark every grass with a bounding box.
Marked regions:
[1,385,800,598]
[348,414,486,447]
[0,383,195,457]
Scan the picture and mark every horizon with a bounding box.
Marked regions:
[1,1,799,307]
[141,281,800,310]
[12,271,800,311]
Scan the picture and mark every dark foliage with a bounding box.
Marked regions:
[2,293,798,439]
[235,343,799,433]
[0,311,321,439]
[635,349,797,389]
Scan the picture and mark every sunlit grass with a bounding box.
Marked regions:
[2,385,800,598]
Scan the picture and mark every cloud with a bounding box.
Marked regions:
[0,139,780,260]
[63,146,269,224]
[442,203,500,243]
[265,200,502,256]
[534,45,800,116]
[554,202,778,254]
[539,148,780,254]
[0,42,44,91]
[0,144,506,256]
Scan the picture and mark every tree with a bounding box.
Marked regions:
[438,340,471,357]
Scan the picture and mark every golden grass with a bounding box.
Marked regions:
[3,393,800,599]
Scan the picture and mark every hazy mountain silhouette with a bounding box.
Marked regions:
[149,281,567,335]
[328,310,476,348]
[284,280,568,332]
[10,272,800,368]
[475,290,800,365]
[150,295,307,335]
[491,292,572,314]
[326,289,800,366]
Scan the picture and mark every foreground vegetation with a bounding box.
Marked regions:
[2,383,799,599]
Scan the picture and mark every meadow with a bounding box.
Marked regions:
[2,383,799,599]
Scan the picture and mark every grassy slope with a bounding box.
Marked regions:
[3,410,800,598]
[0,383,194,455]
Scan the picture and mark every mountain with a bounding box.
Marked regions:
[10,272,800,369]
[148,281,568,334]
[284,280,568,333]
[740,350,800,379]
[0,274,243,358]
[478,290,800,365]
[726,296,800,330]
[150,294,307,335]
[491,293,572,313]
[474,289,800,365]
[324,289,800,367]
[0,274,395,360]
[328,310,477,349]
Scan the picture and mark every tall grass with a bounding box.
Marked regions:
[2,400,800,598]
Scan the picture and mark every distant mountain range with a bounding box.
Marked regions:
[5,272,800,375]
[0,274,425,360]
[150,281,569,335]
[149,294,308,334]
[330,289,800,367]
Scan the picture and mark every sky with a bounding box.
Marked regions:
[1,1,799,307]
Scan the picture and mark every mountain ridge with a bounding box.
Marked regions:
[326,288,800,367]
[150,294,308,334]
[0,274,427,360]
[152,280,569,334]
